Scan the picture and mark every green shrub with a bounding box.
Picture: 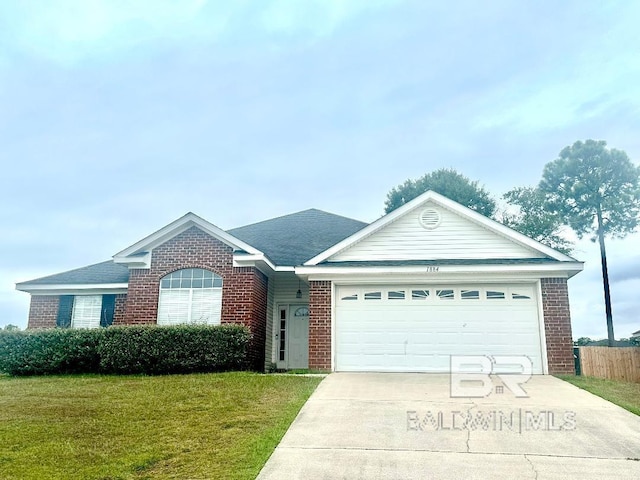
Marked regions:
[0,325,251,376]
[0,328,103,375]
[98,324,251,375]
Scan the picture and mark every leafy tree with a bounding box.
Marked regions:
[2,325,19,331]
[384,168,496,216]
[539,140,640,346]
[574,337,593,346]
[501,187,573,255]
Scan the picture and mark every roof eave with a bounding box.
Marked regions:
[113,212,265,268]
[296,261,584,280]
[15,283,129,295]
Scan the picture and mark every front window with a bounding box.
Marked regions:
[157,269,223,325]
[71,295,102,328]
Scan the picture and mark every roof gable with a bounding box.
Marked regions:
[306,191,576,265]
[228,209,367,266]
[114,212,261,266]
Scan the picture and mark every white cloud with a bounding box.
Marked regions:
[1,0,639,339]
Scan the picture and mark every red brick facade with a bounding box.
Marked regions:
[23,228,573,374]
[541,278,575,374]
[308,280,332,370]
[113,294,127,325]
[25,227,268,370]
[27,295,59,329]
[120,226,268,370]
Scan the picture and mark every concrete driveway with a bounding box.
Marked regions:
[258,373,640,479]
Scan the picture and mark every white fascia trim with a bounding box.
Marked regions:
[113,251,151,269]
[296,262,584,280]
[232,253,294,273]
[114,212,263,261]
[16,283,128,295]
[304,191,577,265]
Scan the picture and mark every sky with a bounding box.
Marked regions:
[1,0,639,339]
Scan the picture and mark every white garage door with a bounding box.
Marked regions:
[335,284,544,374]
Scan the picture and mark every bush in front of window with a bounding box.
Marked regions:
[98,324,251,375]
[0,328,104,376]
[0,325,251,376]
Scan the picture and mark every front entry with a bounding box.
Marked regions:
[277,305,309,369]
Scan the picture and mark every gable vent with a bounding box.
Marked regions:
[419,208,441,230]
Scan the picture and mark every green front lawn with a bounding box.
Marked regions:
[0,372,322,480]
[557,375,640,416]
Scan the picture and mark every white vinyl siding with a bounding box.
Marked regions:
[265,279,275,369]
[335,284,543,374]
[272,273,308,304]
[330,202,543,261]
[71,295,102,329]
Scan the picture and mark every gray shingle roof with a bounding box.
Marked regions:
[228,209,368,266]
[17,260,130,287]
[17,209,368,287]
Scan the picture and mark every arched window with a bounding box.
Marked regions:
[157,269,222,325]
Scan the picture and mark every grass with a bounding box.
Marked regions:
[0,372,322,480]
[557,375,640,416]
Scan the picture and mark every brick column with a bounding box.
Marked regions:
[309,280,332,370]
[27,296,59,329]
[541,278,575,374]
[112,294,128,325]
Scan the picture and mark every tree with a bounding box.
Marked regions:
[539,140,640,346]
[501,187,573,255]
[384,168,496,216]
[2,324,19,331]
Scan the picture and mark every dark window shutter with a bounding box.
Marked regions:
[57,296,74,328]
[100,294,116,328]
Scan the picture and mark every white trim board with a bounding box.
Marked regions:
[114,212,263,267]
[296,262,584,281]
[16,283,129,295]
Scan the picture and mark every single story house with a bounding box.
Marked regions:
[16,191,583,374]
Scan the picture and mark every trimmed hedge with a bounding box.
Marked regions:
[99,324,251,375]
[0,324,250,376]
[0,328,103,376]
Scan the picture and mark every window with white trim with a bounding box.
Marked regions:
[157,269,222,325]
[71,295,103,329]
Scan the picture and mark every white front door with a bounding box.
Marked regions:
[287,305,309,369]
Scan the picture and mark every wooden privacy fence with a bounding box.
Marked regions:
[577,346,640,383]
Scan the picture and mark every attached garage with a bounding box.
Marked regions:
[335,284,545,373]
[300,191,583,375]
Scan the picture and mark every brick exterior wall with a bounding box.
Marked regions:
[541,278,575,374]
[308,280,332,370]
[122,226,268,370]
[24,227,268,370]
[113,294,127,325]
[27,295,59,329]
